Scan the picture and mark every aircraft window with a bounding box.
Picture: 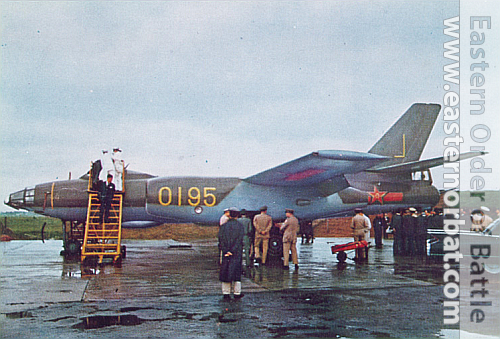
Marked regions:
[10,191,24,202]
[25,187,35,205]
[412,171,431,181]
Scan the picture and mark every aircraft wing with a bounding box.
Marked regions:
[366,151,486,173]
[244,150,388,187]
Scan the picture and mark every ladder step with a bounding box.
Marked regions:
[84,251,120,254]
[86,232,119,235]
[84,244,120,249]
[83,230,120,234]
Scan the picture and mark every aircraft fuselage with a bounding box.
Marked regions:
[6,170,440,226]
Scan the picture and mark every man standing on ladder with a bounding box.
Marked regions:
[99,174,115,223]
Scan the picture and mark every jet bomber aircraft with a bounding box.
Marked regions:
[6,104,483,257]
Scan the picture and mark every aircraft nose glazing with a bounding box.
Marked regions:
[5,187,35,210]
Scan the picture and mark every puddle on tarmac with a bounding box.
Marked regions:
[72,314,144,329]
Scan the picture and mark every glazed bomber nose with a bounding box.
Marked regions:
[6,187,34,210]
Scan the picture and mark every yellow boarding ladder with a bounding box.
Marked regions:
[81,192,123,264]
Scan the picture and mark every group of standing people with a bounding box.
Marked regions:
[89,148,124,223]
[390,207,442,256]
[100,148,124,192]
[218,206,300,300]
[350,207,444,259]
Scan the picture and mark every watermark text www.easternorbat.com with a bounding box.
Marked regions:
[442,15,493,325]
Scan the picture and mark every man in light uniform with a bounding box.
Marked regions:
[280,208,299,270]
[100,150,114,182]
[350,208,370,261]
[220,208,230,226]
[112,148,124,191]
[470,207,494,232]
[253,206,272,265]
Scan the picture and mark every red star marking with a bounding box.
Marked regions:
[368,186,387,205]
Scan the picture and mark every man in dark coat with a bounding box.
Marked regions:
[391,209,403,255]
[99,174,115,223]
[416,210,429,256]
[373,213,387,248]
[218,207,245,300]
[239,209,254,268]
[90,160,102,190]
[403,208,418,256]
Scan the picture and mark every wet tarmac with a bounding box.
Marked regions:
[0,238,482,338]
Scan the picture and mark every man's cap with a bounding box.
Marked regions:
[260,206,268,211]
[285,208,294,214]
[223,208,230,212]
[107,174,113,178]
[354,208,363,213]
[409,207,417,212]
[228,207,240,218]
[240,209,247,215]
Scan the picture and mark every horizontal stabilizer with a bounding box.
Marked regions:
[245,150,388,187]
[367,151,487,173]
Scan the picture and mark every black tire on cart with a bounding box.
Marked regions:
[336,251,347,263]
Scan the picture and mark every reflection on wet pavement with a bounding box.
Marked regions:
[81,238,444,301]
[246,238,443,292]
[1,238,445,305]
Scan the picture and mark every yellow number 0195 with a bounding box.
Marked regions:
[159,187,216,207]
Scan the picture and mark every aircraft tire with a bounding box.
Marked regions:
[267,234,283,259]
[65,239,81,257]
[121,245,127,259]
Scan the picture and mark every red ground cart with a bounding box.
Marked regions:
[330,240,369,263]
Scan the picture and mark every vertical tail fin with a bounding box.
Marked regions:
[368,103,441,167]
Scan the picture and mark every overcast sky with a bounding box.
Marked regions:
[2,0,495,212]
